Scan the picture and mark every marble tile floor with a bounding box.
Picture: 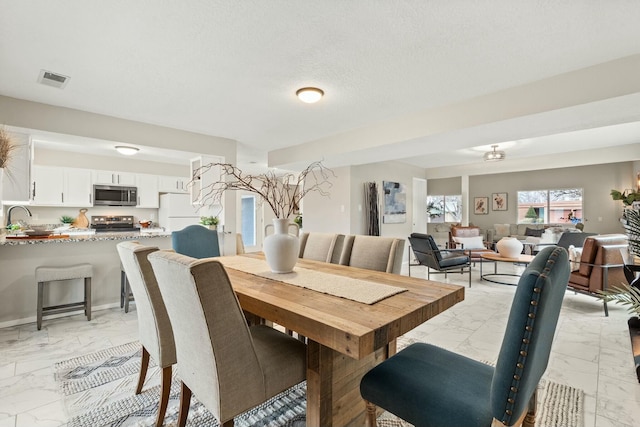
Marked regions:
[0,262,639,427]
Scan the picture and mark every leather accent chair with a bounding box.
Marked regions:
[408,233,471,286]
[116,242,176,427]
[148,251,306,427]
[171,224,220,258]
[449,225,495,262]
[339,235,405,274]
[298,232,344,263]
[567,234,629,316]
[360,246,570,427]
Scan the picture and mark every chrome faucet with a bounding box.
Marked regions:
[6,205,32,227]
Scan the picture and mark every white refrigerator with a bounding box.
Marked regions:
[158,193,202,232]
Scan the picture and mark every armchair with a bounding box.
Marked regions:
[568,234,629,316]
[449,225,495,262]
[408,233,471,286]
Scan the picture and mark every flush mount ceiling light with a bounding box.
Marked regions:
[296,87,324,103]
[483,145,506,162]
[115,146,139,156]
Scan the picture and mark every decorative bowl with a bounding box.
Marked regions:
[139,220,152,228]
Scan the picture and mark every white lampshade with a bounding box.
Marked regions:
[483,145,506,161]
[296,87,324,103]
[115,146,139,156]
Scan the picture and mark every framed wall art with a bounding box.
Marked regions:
[492,192,507,211]
[474,197,489,215]
[383,181,406,223]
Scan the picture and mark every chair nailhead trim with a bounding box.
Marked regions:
[501,247,563,424]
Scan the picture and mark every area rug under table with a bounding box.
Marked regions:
[54,341,583,427]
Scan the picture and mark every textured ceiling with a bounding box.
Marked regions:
[1,1,639,174]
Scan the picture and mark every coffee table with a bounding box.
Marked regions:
[480,252,535,285]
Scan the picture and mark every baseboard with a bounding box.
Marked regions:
[0,302,122,329]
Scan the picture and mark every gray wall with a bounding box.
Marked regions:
[433,161,636,235]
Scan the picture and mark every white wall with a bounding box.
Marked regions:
[303,166,351,234]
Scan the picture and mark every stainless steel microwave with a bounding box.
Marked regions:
[93,185,138,206]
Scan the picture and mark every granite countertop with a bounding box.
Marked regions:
[0,230,171,246]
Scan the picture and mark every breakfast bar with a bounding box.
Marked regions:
[0,231,172,326]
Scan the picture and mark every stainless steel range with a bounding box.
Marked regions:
[90,215,138,232]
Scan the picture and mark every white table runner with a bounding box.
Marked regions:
[218,256,407,304]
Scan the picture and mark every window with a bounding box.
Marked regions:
[517,189,583,224]
[427,195,462,223]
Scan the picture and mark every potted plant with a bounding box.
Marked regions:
[0,126,17,205]
[611,189,640,207]
[598,208,640,381]
[293,213,302,229]
[199,216,219,230]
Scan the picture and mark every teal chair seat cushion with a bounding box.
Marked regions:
[360,342,494,427]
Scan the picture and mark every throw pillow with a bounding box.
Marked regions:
[525,227,544,237]
[568,245,583,271]
[494,224,510,236]
[452,236,485,249]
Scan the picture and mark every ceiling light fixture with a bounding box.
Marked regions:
[483,145,506,162]
[296,87,324,103]
[115,146,139,156]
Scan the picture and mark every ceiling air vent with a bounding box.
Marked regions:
[37,69,70,89]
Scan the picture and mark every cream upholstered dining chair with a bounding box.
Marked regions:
[298,232,344,263]
[116,241,176,427]
[339,235,405,274]
[148,251,307,427]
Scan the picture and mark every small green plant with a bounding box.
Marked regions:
[294,213,302,228]
[200,216,219,226]
[611,189,640,207]
[598,283,640,318]
[60,215,75,224]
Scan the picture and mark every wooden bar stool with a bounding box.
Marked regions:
[35,263,92,330]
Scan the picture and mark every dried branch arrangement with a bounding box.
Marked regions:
[191,160,334,218]
[0,126,18,169]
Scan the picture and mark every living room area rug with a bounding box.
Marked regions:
[54,341,583,427]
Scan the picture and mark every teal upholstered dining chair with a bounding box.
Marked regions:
[171,224,220,258]
[360,246,570,427]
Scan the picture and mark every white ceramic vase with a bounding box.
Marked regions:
[264,218,300,273]
[496,237,524,258]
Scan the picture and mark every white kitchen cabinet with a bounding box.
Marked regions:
[158,175,190,193]
[190,155,224,205]
[31,166,92,206]
[92,170,136,186]
[32,166,64,205]
[65,169,92,206]
[136,173,159,208]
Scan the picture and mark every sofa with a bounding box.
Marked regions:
[486,223,580,245]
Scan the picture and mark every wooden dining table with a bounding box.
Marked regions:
[222,253,465,427]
